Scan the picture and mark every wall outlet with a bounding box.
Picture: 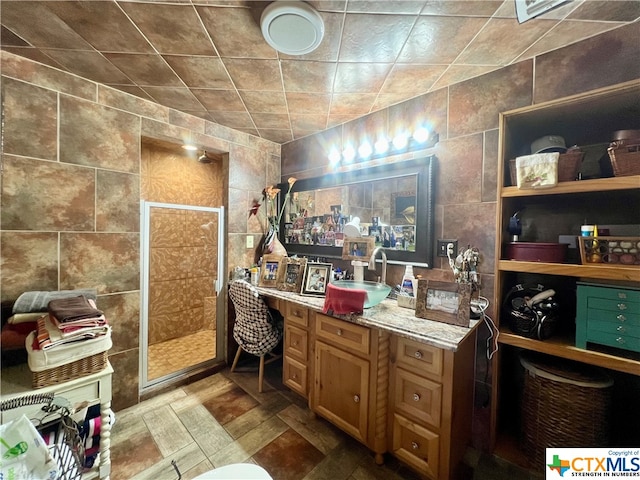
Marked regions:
[437,239,458,257]
[246,235,254,248]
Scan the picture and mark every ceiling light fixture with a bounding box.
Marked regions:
[261,1,324,55]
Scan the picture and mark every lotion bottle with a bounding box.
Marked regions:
[401,265,415,296]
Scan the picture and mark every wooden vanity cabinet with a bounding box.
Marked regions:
[389,334,476,480]
[282,301,311,398]
[311,313,389,464]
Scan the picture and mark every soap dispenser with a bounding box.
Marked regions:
[401,265,415,296]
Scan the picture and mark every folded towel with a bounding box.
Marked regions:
[515,152,559,189]
[13,289,97,314]
[323,282,366,315]
[47,295,103,323]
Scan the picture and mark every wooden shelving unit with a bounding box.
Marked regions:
[490,80,640,469]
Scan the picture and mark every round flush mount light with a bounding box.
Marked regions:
[261,1,324,55]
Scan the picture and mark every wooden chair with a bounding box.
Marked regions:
[228,280,282,393]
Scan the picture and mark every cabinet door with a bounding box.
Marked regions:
[312,341,370,443]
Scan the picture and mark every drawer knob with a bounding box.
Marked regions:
[353,394,360,403]
[292,373,297,379]
[337,328,343,336]
[617,314,627,322]
[616,337,626,345]
[618,292,627,299]
[413,393,421,402]
[617,303,627,311]
[617,326,626,333]
[292,340,298,346]
[414,350,423,359]
[411,441,419,450]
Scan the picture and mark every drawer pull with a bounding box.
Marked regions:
[412,393,421,402]
[337,328,343,336]
[617,326,626,333]
[617,303,627,311]
[616,337,626,345]
[414,350,423,359]
[411,441,419,450]
[353,394,360,403]
[292,373,297,380]
[292,340,298,346]
[618,292,627,299]
[617,314,627,322]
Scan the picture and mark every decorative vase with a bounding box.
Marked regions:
[263,226,288,257]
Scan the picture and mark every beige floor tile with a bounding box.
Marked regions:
[303,438,370,480]
[177,404,234,456]
[224,392,291,439]
[129,442,206,480]
[277,403,344,455]
[143,404,195,456]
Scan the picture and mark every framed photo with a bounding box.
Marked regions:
[259,254,281,288]
[415,280,471,327]
[277,257,307,292]
[301,262,332,296]
[341,236,374,261]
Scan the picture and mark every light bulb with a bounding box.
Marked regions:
[342,145,356,163]
[358,142,372,159]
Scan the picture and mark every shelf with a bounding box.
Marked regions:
[501,175,640,197]
[498,260,640,281]
[498,328,640,376]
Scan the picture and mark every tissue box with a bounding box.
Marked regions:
[515,152,559,189]
[397,295,416,310]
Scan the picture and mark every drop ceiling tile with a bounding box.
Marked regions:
[210,110,254,129]
[2,47,67,71]
[1,25,29,46]
[222,58,282,90]
[105,84,156,103]
[281,60,336,93]
[333,62,392,93]
[239,90,287,114]
[373,92,416,111]
[251,113,290,130]
[196,5,275,58]
[398,16,489,64]
[258,129,293,143]
[190,88,246,111]
[286,93,331,115]
[41,49,132,85]
[380,64,446,94]
[104,53,184,86]
[347,1,427,14]
[431,65,499,90]
[163,56,232,88]
[307,1,347,12]
[141,87,206,111]
[421,0,503,17]
[329,93,377,116]
[455,17,558,66]
[568,1,640,22]
[119,2,216,55]
[339,14,415,62]
[290,114,329,132]
[327,113,361,129]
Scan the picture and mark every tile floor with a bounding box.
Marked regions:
[147,330,217,381]
[110,356,540,480]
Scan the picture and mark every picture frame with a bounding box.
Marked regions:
[259,254,281,288]
[276,257,307,292]
[341,236,374,261]
[301,262,332,296]
[415,280,471,327]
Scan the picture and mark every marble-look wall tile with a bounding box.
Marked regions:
[98,84,169,123]
[96,170,140,232]
[388,87,449,141]
[1,155,95,231]
[60,95,140,173]
[435,134,484,206]
[0,51,96,101]
[534,22,640,104]
[109,348,140,412]
[228,188,249,234]
[99,291,140,353]
[0,232,58,301]
[1,77,57,160]
[60,233,140,293]
[449,61,533,138]
[228,144,268,194]
[482,129,499,203]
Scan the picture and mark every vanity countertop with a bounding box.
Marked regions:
[255,287,481,352]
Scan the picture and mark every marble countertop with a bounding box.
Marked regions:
[255,287,480,352]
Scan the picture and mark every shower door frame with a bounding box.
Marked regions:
[139,200,225,391]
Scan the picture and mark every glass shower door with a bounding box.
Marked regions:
[140,201,224,388]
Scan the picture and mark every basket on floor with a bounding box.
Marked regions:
[519,353,612,469]
[509,150,584,186]
[32,351,108,389]
[608,141,640,176]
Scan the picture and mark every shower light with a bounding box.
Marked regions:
[198,151,213,163]
[182,144,197,151]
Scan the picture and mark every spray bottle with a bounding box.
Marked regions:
[401,265,415,296]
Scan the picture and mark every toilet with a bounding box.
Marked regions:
[192,463,273,480]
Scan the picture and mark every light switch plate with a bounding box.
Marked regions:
[246,235,254,248]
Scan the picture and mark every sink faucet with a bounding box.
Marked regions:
[368,246,387,284]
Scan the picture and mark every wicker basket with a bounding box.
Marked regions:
[509,150,584,186]
[32,351,108,389]
[608,141,640,176]
[578,236,640,265]
[520,352,613,469]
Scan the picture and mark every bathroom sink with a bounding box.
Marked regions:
[331,280,392,308]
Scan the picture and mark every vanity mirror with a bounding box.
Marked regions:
[278,156,436,267]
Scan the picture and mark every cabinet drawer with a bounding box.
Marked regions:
[285,324,308,361]
[587,297,640,316]
[391,413,439,479]
[586,330,640,353]
[286,302,309,328]
[264,296,280,311]
[393,368,442,428]
[579,285,640,303]
[587,319,640,338]
[587,308,640,326]
[315,314,370,356]
[283,355,307,398]
[395,337,443,378]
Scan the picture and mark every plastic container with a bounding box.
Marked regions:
[506,242,568,263]
[400,265,415,296]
